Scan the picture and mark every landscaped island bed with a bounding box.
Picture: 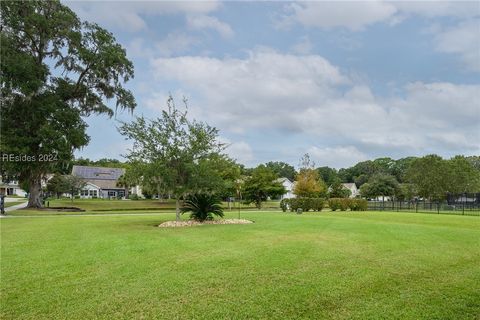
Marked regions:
[1,211,479,319]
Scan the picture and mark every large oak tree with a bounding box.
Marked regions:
[1,1,136,207]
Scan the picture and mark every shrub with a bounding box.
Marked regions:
[329,198,349,211]
[349,199,368,211]
[329,198,368,211]
[280,198,290,212]
[74,195,80,199]
[287,198,325,212]
[129,194,139,200]
[181,193,224,222]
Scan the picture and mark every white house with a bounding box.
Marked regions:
[72,166,128,199]
[342,183,360,198]
[0,176,26,197]
[276,177,295,199]
[130,185,143,198]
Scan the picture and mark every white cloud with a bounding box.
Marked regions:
[187,15,234,38]
[156,32,199,57]
[308,146,368,169]
[393,1,480,19]
[280,1,397,31]
[434,19,480,72]
[149,49,480,164]
[279,1,479,32]
[65,1,221,32]
[277,1,480,72]
[221,139,255,165]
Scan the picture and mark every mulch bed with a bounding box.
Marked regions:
[159,219,253,228]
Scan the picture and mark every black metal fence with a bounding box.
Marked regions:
[368,198,480,217]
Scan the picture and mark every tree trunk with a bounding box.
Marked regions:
[27,176,43,208]
[175,198,180,221]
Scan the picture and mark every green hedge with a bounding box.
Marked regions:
[349,199,368,211]
[328,198,367,211]
[280,198,325,212]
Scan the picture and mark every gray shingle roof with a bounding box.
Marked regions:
[72,166,125,180]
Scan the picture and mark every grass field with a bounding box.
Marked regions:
[8,198,280,215]
[1,211,479,319]
[43,198,276,211]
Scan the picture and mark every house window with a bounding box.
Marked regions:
[118,190,125,198]
[80,190,89,196]
[108,191,116,197]
[89,190,97,197]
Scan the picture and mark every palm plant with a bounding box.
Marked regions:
[180,193,224,222]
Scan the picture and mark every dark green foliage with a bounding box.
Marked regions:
[316,166,339,187]
[349,199,368,211]
[360,174,399,199]
[281,198,325,212]
[243,165,285,209]
[46,174,85,199]
[280,198,289,212]
[328,198,350,211]
[1,0,135,207]
[396,183,418,201]
[447,155,480,194]
[119,95,229,221]
[329,198,367,211]
[180,194,224,222]
[406,155,448,201]
[328,181,351,198]
[264,161,296,181]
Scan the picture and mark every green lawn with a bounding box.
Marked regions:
[1,211,479,319]
[9,198,280,215]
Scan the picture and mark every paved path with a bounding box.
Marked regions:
[1,201,28,217]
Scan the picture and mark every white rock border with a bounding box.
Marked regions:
[158,219,253,228]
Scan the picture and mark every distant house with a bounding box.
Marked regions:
[72,166,128,199]
[0,176,26,197]
[276,177,295,199]
[341,183,360,198]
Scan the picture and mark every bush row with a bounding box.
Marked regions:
[328,198,368,211]
[280,198,325,212]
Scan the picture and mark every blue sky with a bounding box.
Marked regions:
[65,1,480,168]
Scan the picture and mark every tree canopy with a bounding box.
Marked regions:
[293,154,327,198]
[264,161,296,181]
[242,165,285,209]
[1,0,135,207]
[118,95,232,221]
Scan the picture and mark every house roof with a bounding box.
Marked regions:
[342,183,357,190]
[275,177,293,184]
[72,166,125,180]
[86,179,125,190]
